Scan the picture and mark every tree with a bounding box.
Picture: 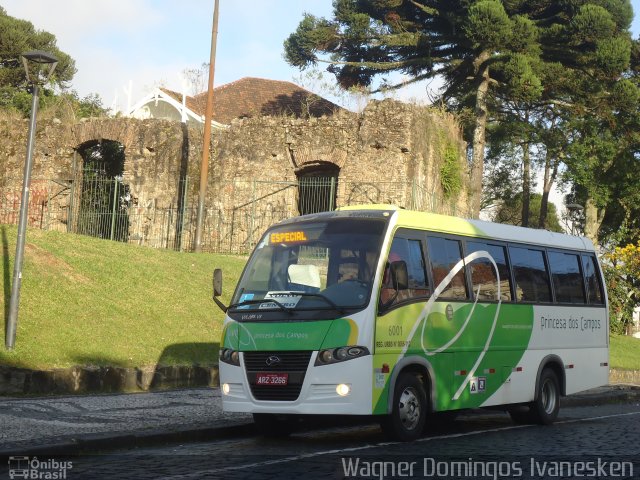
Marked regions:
[182,63,209,96]
[547,3,637,246]
[483,1,634,234]
[285,0,547,216]
[603,241,640,334]
[493,192,563,233]
[561,72,639,244]
[41,91,108,121]
[0,6,76,112]
[284,0,635,227]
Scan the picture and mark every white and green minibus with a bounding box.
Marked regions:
[214,205,608,441]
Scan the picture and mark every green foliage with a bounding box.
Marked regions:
[0,8,105,120]
[0,86,32,115]
[465,0,512,50]
[595,36,631,74]
[602,242,640,335]
[611,79,640,113]
[0,88,106,119]
[439,143,463,199]
[494,193,564,232]
[41,91,108,120]
[569,5,616,45]
[509,16,541,55]
[502,53,544,101]
[284,14,338,69]
[562,63,640,245]
[0,8,76,90]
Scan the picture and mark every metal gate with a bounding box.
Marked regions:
[69,163,131,242]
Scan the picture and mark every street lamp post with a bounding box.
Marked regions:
[5,51,58,350]
[566,203,584,236]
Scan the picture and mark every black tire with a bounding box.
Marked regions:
[380,373,427,441]
[530,368,560,425]
[428,410,459,430]
[509,368,560,426]
[508,406,534,425]
[253,413,295,437]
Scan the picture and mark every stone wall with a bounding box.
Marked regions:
[0,100,473,252]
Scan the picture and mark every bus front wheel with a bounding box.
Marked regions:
[380,373,427,442]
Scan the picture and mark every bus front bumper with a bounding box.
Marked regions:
[219,353,373,415]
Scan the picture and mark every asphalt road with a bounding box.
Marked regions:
[4,401,638,480]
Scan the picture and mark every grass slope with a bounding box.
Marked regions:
[1,225,246,370]
[610,334,640,371]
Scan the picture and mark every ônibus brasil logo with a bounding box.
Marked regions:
[8,456,73,479]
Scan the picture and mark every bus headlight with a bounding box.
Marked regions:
[222,383,231,395]
[315,346,369,366]
[219,348,240,366]
[336,384,351,396]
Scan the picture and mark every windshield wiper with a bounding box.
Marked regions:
[227,298,293,315]
[286,292,346,314]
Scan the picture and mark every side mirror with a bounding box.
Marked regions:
[212,268,227,313]
[390,260,409,290]
[213,268,223,297]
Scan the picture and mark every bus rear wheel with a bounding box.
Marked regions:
[509,368,560,425]
[531,368,560,425]
[380,373,427,442]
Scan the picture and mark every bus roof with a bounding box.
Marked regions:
[337,204,594,252]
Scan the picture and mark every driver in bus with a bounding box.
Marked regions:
[380,250,409,305]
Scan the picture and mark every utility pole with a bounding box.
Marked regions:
[194,0,220,252]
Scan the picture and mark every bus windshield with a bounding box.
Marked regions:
[229,217,387,318]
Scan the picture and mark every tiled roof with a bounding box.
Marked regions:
[161,77,342,124]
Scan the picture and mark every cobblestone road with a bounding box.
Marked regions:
[3,402,638,480]
[0,388,250,453]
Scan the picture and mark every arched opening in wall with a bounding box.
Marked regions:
[296,162,340,215]
[73,139,131,242]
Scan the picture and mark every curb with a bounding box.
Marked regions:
[561,384,640,408]
[0,365,219,396]
[0,421,255,457]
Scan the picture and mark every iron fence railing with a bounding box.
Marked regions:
[1,176,467,254]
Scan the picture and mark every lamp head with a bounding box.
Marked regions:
[21,50,59,84]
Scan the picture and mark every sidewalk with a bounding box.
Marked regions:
[0,387,252,456]
[1,384,639,456]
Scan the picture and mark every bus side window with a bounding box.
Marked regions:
[380,237,429,306]
[466,241,512,302]
[509,246,552,303]
[582,254,604,305]
[427,236,468,300]
[548,252,585,304]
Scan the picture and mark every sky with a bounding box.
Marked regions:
[1,0,447,111]
[3,0,639,109]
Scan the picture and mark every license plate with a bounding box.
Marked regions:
[255,373,289,386]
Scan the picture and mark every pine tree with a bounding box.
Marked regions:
[0,6,76,112]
